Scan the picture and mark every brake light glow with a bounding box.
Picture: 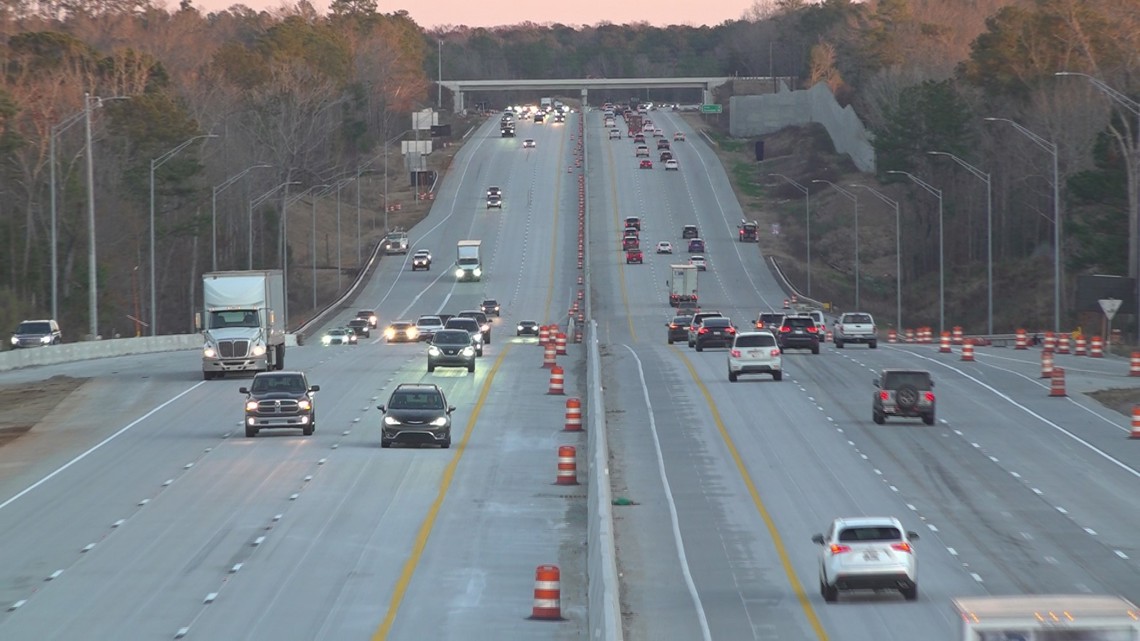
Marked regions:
[829,544,851,555]
[726,327,736,334]
[698,328,709,334]
[890,542,913,553]
[880,391,890,400]
[780,326,791,333]
[730,349,741,357]
[924,392,936,402]
[806,326,818,333]
[770,348,781,357]
[669,323,678,329]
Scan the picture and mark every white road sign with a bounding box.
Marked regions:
[1099,298,1122,320]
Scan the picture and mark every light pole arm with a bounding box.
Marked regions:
[769,173,808,195]
[811,179,857,202]
[927,151,991,185]
[1056,72,1140,116]
[153,134,217,171]
[849,184,898,209]
[984,118,1057,154]
[886,170,942,199]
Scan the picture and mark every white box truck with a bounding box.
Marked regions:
[198,270,286,380]
[667,264,698,306]
[954,594,1140,641]
[455,240,482,281]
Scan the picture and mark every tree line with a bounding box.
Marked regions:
[0,0,1136,337]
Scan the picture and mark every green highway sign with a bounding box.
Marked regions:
[700,104,722,114]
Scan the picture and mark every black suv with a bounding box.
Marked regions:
[378,383,455,448]
[428,329,477,373]
[481,299,501,317]
[347,318,371,338]
[10,319,62,348]
[239,371,319,437]
[777,315,821,354]
[666,315,693,344]
[444,317,484,356]
[873,369,936,425]
[693,317,737,351]
[456,310,492,343]
[682,224,699,239]
[355,310,377,328]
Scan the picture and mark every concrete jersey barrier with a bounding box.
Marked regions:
[0,333,301,372]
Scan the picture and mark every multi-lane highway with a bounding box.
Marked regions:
[3,103,1140,641]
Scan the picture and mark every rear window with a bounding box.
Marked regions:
[672,316,692,325]
[844,314,872,323]
[735,334,776,348]
[784,317,814,328]
[417,317,441,326]
[838,526,902,542]
[883,371,932,388]
[702,318,731,328]
[446,318,479,330]
[759,313,784,323]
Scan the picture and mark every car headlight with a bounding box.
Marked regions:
[462,346,475,356]
[321,336,332,345]
[473,268,482,277]
[9,336,17,345]
[384,329,396,338]
[428,346,441,356]
[517,325,524,331]
[430,417,448,427]
[480,324,489,332]
[369,315,377,324]
[245,401,258,411]
[407,328,419,338]
[349,335,357,342]
[203,346,217,358]
[251,344,267,356]
[384,416,400,426]
[39,335,53,344]
[455,268,465,278]
[298,399,311,410]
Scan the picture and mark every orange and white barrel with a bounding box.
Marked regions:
[1049,367,1067,397]
[1041,350,1054,378]
[939,332,952,353]
[564,398,582,431]
[1056,333,1071,354]
[530,565,562,620]
[543,342,557,368]
[952,326,964,345]
[539,325,550,345]
[1074,336,1087,356]
[1015,328,1028,350]
[548,365,565,395]
[888,329,898,343]
[556,445,577,485]
[1131,405,1140,439]
[1131,352,1140,377]
[555,333,568,356]
[1043,331,1055,352]
[1090,336,1104,358]
[961,341,975,362]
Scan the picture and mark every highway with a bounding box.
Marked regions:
[3,102,1140,641]
[588,108,1140,640]
[0,113,587,640]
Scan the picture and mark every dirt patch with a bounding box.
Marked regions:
[1086,388,1140,418]
[0,375,87,447]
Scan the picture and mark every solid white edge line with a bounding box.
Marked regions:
[622,344,713,641]
[0,382,206,512]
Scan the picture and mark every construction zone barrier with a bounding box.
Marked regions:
[1132,352,1140,377]
[1041,350,1054,378]
[565,397,582,431]
[530,565,563,620]
[539,325,550,346]
[1015,329,1028,350]
[961,341,975,362]
[1090,336,1104,358]
[543,342,557,368]
[556,333,568,356]
[1043,331,1056,352]
[888,329,898,343]
[952,326,964,344]
[548,365,565,395]
[1057,333,1071,354]
[1075,336,1087,356]
[1131,405,1140,439]
[939,332,952,353]
[556,445,578,485]
[905,329,916,343]
[1049,367,1067,397]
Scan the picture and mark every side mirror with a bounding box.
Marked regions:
[811,534,825,545]
[906,531,920,540]
[239,387,249,394]
[448,406,456,414]
[377,405,386,412]
[872,378,880,388]
[309,385,320,392]
[929,380,935,388]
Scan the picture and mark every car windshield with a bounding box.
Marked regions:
[251,375,305,394]
[845,314,873,323]
[883,372,932,388]
[446,319,478,330]
[838,526,902,542]
[434,330,470,344]
[392,323,412,329]
[736,334,776,347]
[328,329,345,336]
[417,317,441,327]
[16,321,52,333]
[210,310,260,328]
[388,391,444,410]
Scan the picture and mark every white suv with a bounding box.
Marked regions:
[812,516,919,602]
[727,331,782,381]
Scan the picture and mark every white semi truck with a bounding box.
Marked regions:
[455,240,482,281]
[954,594,1140,641]
[667,264,698,306]
[198,270,286,380]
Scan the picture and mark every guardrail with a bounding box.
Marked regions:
[768,257,826,310]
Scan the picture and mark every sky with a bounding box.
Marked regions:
[191,0,762,29]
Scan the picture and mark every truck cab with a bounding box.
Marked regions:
[384,231,409,254]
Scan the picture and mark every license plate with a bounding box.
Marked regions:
[863,551,879,561]
[747,350,761,357]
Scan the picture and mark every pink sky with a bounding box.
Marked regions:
[192,0,762,28]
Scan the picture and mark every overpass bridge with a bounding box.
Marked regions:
[438,77,742,112]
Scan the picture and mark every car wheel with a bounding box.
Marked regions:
[835,339,844,348]
[468,363,476,373]
[486,334,491,345]
[477,348,484,357]
[442,437,452,449]
[773,371,783,381]
[923,412,935,426]
[811,344,820,355]
[821,579,838,603]
[695,344,703,352]
[901,584,918,601]
[203,371,216,381]
[245,426,257,438]
[380,440,392,448]
[667,337,674,344]
[873,409,885,425]
[302,423,314,436]
[869,340,878,349]
[427,363,436,373]
[728,371,737,382]
[687,340,694,348]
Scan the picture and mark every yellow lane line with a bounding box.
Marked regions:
[371,343,513,640]
[603,127,638,341]
[674,347,830,641]
[542,118,567,323]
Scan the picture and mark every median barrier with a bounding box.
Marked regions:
[0,333,300,372]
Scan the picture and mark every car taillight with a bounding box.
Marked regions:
[730,349,741,357]
[829,544,851,555]
[669,323,678,329]
[806,326,818,333]
[890,542,913,553]
[726,327,736,334]
[924,392,935,402]
[780,326,791,333]
[698,328,708,334]
[879,391,890,400]
[770,348,781,357]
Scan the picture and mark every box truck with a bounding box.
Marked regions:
[456,240,482,281]
[198,270,286,380]
[668,264,698,306]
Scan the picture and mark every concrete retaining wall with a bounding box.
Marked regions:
[729,81,876,172]
[0,333,300,372]
[586,321,623,640]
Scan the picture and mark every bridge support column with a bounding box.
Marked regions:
[702,88,714,106]
[454,90,465,114]
[580,88,588,109]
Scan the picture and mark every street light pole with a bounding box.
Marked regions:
[887,170,944,334]
[150,134,217,336]
[769,174,811,295]
[437,39,443,110]
[1055,71,1140,340]
[985,117,1061,333]
[212,164,273,271]
[812,179,860,308]
[929,151,994,336]
[84,93,98,339]
[850,185,902,332]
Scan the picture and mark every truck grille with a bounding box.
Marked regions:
[257,399,300,413]
[218,340,250,358]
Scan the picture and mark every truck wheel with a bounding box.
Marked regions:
[835,339,844,348]
[203,371,215,381]
[873,409,885,425]
[773,371,783,381]
[427,363,435,373]
[869,340,878,349]
[245,426,257,438]
[302,423,314,436]
[923,413,935,426]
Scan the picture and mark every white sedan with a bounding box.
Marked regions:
[664,158,679,171]
[655,241,673,254]
[523,139,536,149]
[812,516,919,602]
[689,255,707,271]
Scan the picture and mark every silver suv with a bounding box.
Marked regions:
[873,369,935,425]
[10,319,62,348]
